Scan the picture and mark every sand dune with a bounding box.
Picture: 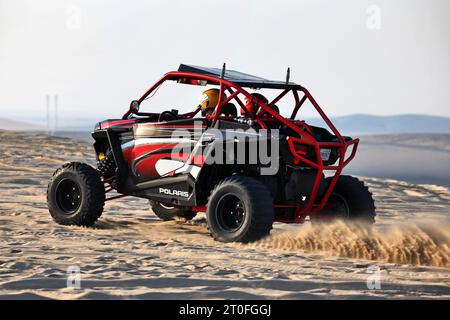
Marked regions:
[0,130,449,299]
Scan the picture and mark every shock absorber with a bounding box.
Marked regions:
[97,150,117,187]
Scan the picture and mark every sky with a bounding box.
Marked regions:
[0,0,449,127]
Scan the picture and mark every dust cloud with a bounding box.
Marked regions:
[249,220,450,267]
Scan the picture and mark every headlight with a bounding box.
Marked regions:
[98,152,106,161]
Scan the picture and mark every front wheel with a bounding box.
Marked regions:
[47,162,105,226]
[316,175,376,224]
[206,176,274,243]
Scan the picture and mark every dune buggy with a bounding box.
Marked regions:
[47,64,375,242]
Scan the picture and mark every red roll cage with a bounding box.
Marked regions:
[127,70,359,223]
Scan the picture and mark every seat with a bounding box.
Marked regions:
[261,104,279,117]
[220,103,238,118]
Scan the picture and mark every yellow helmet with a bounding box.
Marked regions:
[200,89,225,115]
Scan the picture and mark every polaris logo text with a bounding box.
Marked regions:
[159,188,189,198]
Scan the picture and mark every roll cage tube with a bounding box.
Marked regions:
[128,71,359,223]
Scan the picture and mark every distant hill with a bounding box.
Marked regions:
[360,133,450,153]
[1,114,450,135]
[306,114,450,135]
[0,118,44,131]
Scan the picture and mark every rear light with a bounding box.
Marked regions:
[320,148,331,161]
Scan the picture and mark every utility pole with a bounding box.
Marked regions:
[46,94,59,135]
[54,94,58,135]
[46,94,50,134]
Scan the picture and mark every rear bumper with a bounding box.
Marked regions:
[277,137,360,223]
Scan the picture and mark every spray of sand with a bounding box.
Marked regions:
[248,220,450,268]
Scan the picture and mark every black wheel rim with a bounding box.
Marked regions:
[216,194,246,232]
[55,178,82,214]
[323,193,350,219]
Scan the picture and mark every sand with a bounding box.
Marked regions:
[0,130,449,299]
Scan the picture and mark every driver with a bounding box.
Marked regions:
[240,93,268,118]
[199,89,226,117]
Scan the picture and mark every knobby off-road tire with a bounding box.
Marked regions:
[319,175,376,224]
[149,200,197,221]
[206,176,274,243]
[47,162,105,226]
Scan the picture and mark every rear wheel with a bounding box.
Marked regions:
[316,175,376,224]
[47,162,105,226]
[206,176,274,243]
[149,200,197,221]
